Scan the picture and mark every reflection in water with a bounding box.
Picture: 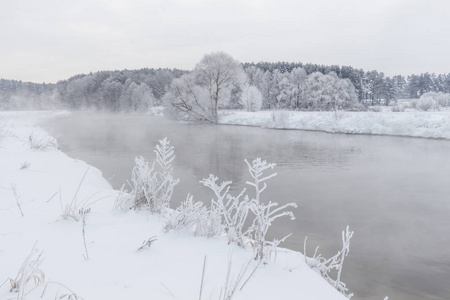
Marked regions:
[45,113,450,300]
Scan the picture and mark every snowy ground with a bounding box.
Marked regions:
[220,110,450,139]
[0,111,346,300]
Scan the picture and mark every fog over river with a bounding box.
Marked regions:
[45,113,450,300]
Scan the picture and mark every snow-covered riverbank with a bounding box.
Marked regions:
[0,111,346,300]
[220,110,450,139]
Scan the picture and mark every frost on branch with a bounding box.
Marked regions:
[131,156,157,208]
[117,138,179,213]
[152,138,180,213]
[165,157,297,262]
[304,226,354,298]
[200,174,251,246]
[245,158,297,262]
[163,194,222,237]
[194,202,222,238]
[164,194,204,232]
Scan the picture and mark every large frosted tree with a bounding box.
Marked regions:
[163,73,214,122]
[164,52,247,123]
[302,72,357,111]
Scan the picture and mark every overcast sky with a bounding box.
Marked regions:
[1,0,449,83]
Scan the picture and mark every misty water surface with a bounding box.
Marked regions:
[45,113,450,300]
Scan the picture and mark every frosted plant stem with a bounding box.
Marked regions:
[199,255,206,300]
[82,217,89,260]
[239,260,261,291]
[11,184,24,217]
[80,208,91,260]
[70,166,90,207]
[160,282,175,298]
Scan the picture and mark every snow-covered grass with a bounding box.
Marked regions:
[0,111,347,300]
[219,110,450,139]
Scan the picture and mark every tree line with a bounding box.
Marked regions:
[244,62,450,105]
[1,54,450,112]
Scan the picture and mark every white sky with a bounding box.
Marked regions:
[1,0,449,83]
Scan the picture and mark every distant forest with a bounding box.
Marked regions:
[1,60,450,111]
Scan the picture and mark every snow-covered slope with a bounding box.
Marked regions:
[220,110,450,139]
[0,111,346,300]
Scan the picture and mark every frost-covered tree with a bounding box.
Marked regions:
[302,72,326,110]
[274,72,292,109]
[165,52,247,123]
[241,84,263,112]
[163,73,215,122]
[100,78,123,111]
[195,52,247,119]
[62,74,100,109]
[332,77,358,112]
[245,65,265,87]
[119,81,155,112]
[302,72,357,112]
[146,69,176,102]
[289,67,307,110]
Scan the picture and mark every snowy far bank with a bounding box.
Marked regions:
[0,111,347,300]
[219,110,450,139]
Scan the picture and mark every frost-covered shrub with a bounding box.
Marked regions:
[304,226,354,298]
[419,92,450,108]
[348,102,366,112]
[28,132,58,150]
[8,245,44,298]
[199,159,297,262]
[130,156,158,208]
[113,185,133,210]
[166,157,297,262]
[388,101,397,107]
[163,194,222,237]
[7,243,82,300]
[124,138,179,213]
[200,175,251,246]
[368,106,381,112]
[416,95,439,111]
[164,194,206,232]
[435,93,450,107]
[194,204,223,238]
[391,105,405,112]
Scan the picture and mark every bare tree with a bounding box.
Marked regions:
[196,52,246,121]
[164,52,247,123]
[163,74,215,122]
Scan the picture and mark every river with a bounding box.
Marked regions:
[45,112,450,300]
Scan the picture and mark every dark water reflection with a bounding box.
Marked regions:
[45,112,450,300]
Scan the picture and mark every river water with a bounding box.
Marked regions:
[45,112,450,300]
